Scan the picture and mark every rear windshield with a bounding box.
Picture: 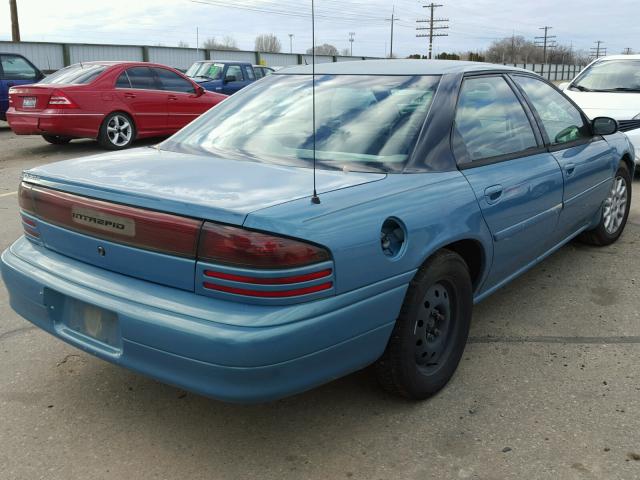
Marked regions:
[186,62,224,80]
[39,64,108,85]
[162,74,440,173]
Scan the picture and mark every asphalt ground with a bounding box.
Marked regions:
[1,124,640,480]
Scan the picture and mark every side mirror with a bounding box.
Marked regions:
[592,117,619,136]
[195,85,205,97]
[224,75,237,84]
[558,82,570,91]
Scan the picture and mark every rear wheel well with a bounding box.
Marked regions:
[435,240,485,290]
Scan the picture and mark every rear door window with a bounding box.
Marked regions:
[115,72,131,88]
[126,67,158,90]
[244,66,256,81]
[453,76,538,164]
[153,68,195,93]
[253,67,264,79]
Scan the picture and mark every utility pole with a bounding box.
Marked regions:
[289,34,294,54]
[535,26,556,65]
[386,5,400,59]
[9,0,20,41]
[349,32,355,56]
[511,33,516,64]
[590,40,606,59]
[416,3,449,60]
[623,47,632,55]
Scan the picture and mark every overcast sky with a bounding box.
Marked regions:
[1,0,638,58]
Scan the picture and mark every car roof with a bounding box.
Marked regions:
[276,59,530,76]
[65,61,181,69]
[593,54,640,61]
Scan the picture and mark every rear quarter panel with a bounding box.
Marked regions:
[244,171,494,298]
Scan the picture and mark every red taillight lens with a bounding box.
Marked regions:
[20,182,202,257]
[48,90,77,109]
[197,222,330,269]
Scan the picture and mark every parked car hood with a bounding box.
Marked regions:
[23,147,385,225]
[564,90,640,119]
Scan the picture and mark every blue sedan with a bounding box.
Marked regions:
[1,60,634,403]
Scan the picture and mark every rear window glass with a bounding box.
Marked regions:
[162,74,440,173]
[39,64,107,85]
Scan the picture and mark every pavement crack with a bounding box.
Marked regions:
[469,335,640,345]
[0,326,37,342]
[56,354,81,367]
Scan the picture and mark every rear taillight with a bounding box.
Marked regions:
[197,222,330,269]
[48,90,78,109]
[19,182,202,257]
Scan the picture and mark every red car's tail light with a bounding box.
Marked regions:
[19,182,202,257]
[197,222,331,269]
[47,90,78,109]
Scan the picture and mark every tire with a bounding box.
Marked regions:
[580,162,632,246]
[42,134,71,145]
[375,249,473,399]
[98,112,136,150]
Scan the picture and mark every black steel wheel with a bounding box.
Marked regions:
[375,249,473,399]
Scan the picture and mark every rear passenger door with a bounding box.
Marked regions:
[152,67,204,130]
[511,75,617,237]
[221,64,246,95]
[114,67,167,134]
[454,75,565,290]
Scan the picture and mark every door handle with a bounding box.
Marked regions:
[564,163,576,176]
[484,185,504,205]
[124,93,136,99]
[168,95,178,101]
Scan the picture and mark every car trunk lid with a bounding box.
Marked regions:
[10,85,57,112]
[20,147,384,292]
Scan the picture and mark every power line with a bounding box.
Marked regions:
[416,2,449,59]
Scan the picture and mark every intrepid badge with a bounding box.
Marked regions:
[71,206,136,237]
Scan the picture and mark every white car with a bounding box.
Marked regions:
[560,55,640,167]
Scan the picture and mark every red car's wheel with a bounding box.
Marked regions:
[98,112,136,150]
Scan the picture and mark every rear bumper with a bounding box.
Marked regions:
[6,108,103,138]
[1,237,409,403]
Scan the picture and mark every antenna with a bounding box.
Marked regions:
[310,0,320,205]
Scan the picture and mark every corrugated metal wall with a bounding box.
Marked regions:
[261,52,299,67]
[68,44,143,63]
[149,47,205,70]
[0,42,65,70]
[210,50,256,63]
[302,55,334,64]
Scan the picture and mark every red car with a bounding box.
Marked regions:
[6,61,227,149]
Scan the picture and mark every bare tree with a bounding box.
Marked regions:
[203,36,240,51]
[177,41,189,48]
[255,34,282,53]
[307,44,339,56]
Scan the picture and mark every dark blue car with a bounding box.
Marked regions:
[1,60,635,403]
[185,60,257,95]
[0,53,44,120]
